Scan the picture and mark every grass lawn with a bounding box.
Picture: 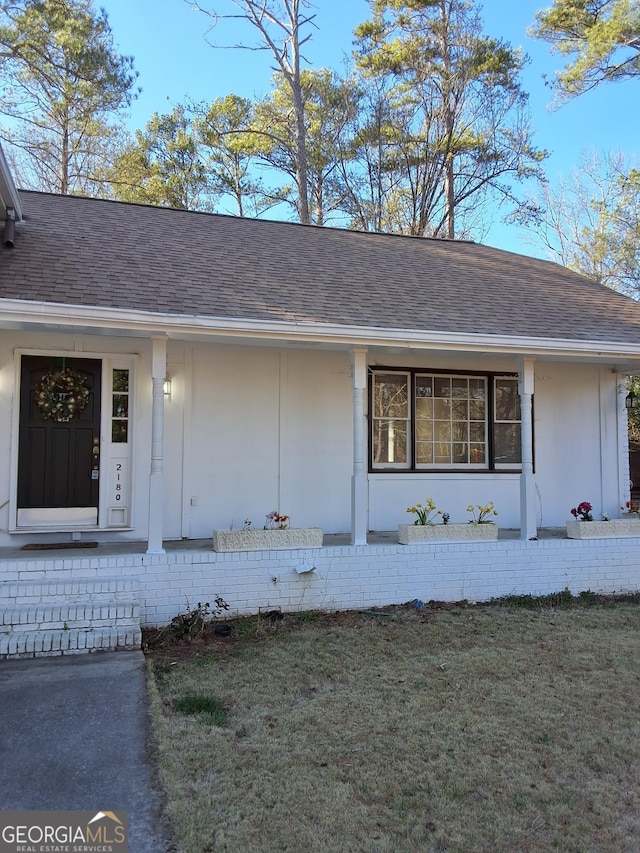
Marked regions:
[146,595,640,852]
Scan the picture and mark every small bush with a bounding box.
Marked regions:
[490,588,576,610]
[489,588,640,610]
[295,610,322,623]
[165,595,230,641]
[578,589,600,606]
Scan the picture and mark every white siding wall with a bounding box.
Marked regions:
[180,345,353,537]
[533,363,623,525]
[368,474,521,529]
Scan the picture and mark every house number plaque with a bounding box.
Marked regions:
[109,458,130,524]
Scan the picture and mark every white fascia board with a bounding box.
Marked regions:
[2,297,640,361]
[0,146,22,220]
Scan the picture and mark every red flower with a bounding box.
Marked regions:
[571,501,593,521]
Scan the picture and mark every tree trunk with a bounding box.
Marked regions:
[289,0,310,224]
[440,0,455,239]
[444,153,455,238]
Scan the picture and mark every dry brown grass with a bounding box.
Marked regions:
[146,599,640,853]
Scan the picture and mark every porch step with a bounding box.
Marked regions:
[0,576,141,659]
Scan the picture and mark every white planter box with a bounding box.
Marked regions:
[213,527,323,552]
[566,518,640,539]
[398,523,498,545]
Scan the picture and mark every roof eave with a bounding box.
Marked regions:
[1,298,640,362]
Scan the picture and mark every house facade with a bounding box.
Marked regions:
[2,156,640,656]
[0,331,630,538]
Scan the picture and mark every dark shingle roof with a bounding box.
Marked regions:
[2,190,640,345]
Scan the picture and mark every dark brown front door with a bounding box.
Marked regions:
[18,356,102,520]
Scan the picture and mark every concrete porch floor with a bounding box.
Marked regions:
[0,527,569,562]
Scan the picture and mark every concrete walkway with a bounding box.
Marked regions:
[0,650,173,852]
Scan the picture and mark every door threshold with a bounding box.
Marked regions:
[10,526,134,534]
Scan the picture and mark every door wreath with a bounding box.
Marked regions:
[36,367,90,422]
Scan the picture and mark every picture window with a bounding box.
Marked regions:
[371,370,522,471]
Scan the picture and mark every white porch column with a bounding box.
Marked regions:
[147,334,167,555]
[351,348,368,545]
[518,357,537,540]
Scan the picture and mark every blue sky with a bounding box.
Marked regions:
[99,0,639,257]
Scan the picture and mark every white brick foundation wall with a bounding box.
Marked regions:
[138,537,640,625]
[2,537,639,650]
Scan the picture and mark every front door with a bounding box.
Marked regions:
[17,356,102,527]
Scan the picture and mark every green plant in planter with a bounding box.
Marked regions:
[467,502,498,524]
[406,498,448,525]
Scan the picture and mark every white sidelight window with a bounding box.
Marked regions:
[493,376,522,469]
[371,371,411,468]
[104,363,133,528]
